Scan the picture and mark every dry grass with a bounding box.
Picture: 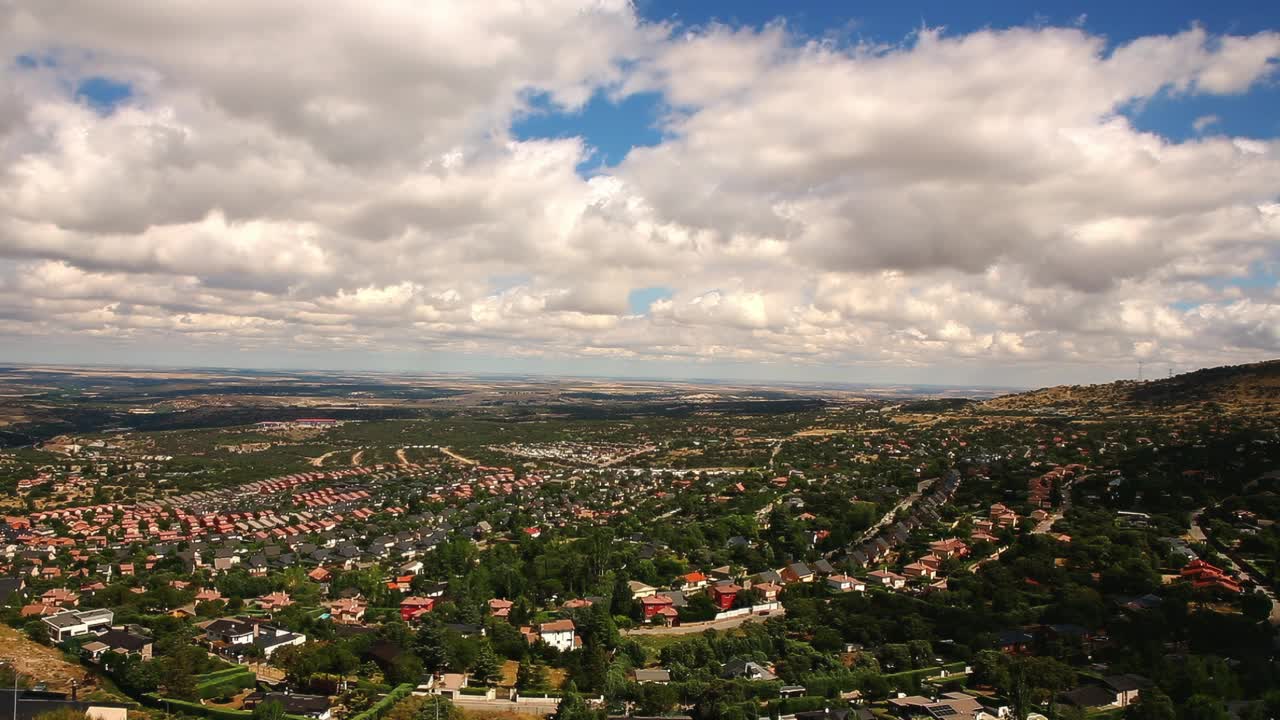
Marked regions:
[0,623,93,692]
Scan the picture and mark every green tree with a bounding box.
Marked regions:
[471,640,501,685]
[1126,688,1175,720]
[252,701,286,720]
[1183,695,1229,720]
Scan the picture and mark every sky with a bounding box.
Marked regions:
[0,2,1278,389]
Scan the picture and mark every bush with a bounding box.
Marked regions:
[196,670,256,699]
[347,683,415,720]
[458,687,489,696]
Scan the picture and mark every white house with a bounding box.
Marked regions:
[43,608,114,643]
[538,620,576,652]
[826,574,866,593]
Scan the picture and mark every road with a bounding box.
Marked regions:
[308,450,340,467]
[1191,507,1280,625]
[854,478,935,546]
[1032,480,1072,534]
[623,608,786,636]
[440,446,478,465]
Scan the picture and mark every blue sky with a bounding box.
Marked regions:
[511,0,1280,168]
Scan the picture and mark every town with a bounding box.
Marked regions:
[0,363,1277,720]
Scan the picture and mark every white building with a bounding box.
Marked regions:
[538,620,576,652]
[43,608,114,642]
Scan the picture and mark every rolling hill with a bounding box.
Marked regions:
[981,359,1280,416]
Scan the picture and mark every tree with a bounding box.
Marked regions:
[387,653,425,686]
[252,701,286,720]
[471,640,501,685]
[1182,695,1230,720]
[553,683,595,720]
[414,621,448,672]
[516,657,549,691]
[972,650,1009,690]
[1240,591,1272,623]
[1126,688,1175,720]
[413,695,462,720]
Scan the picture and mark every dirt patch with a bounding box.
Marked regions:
[440,447,478,466]
[0,624,93,692]
[309,450,340,467]
[498,660,519,688]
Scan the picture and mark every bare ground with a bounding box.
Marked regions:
[0,623,93,691]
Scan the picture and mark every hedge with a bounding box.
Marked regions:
[347,683,415,720]
[883,661,967,687]
[195,667,258,699]
[196,667,255,685]
[766,696,830,716]
[140,694,307,720]
[458,687,490,696]
[197,673,257,699]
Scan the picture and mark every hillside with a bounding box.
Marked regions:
[982,359,1280,416]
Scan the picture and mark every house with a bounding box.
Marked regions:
[812,559,836,576]
[489,598,514,619]
[40,588,79,608]
[1180,559,1242,594]
[631,668,671,685]
[709,583,740,611]
[537,619,577,652]
[721,659,777,681]
[203,617,256,646]
[640,595,675,621]
[929,538,970,559]
[627,580,657,599]
[43,608,113,643]
[826,575,865,593]
[679,572,708,593]
[782,562,815,584]
[752,581,783,602]
[1102,675,1151,707]
[244,692,331,720]
[995,629,1034,654]
[1059,685,1120,710]
[867,570,906,589]
[400,597,435,622]
[903,562,937,580]
[93,628,153,661]
[888,691,991,720]
[254,592,293,613]
[329,596,366,624]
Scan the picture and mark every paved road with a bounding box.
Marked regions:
[855,478,935,545]
[623,608,786,636]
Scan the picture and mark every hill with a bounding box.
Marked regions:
[981,359,1280,416]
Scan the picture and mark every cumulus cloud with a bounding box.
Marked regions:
[0,4,1277,382]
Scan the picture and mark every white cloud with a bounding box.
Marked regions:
[0,6,1276,382]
